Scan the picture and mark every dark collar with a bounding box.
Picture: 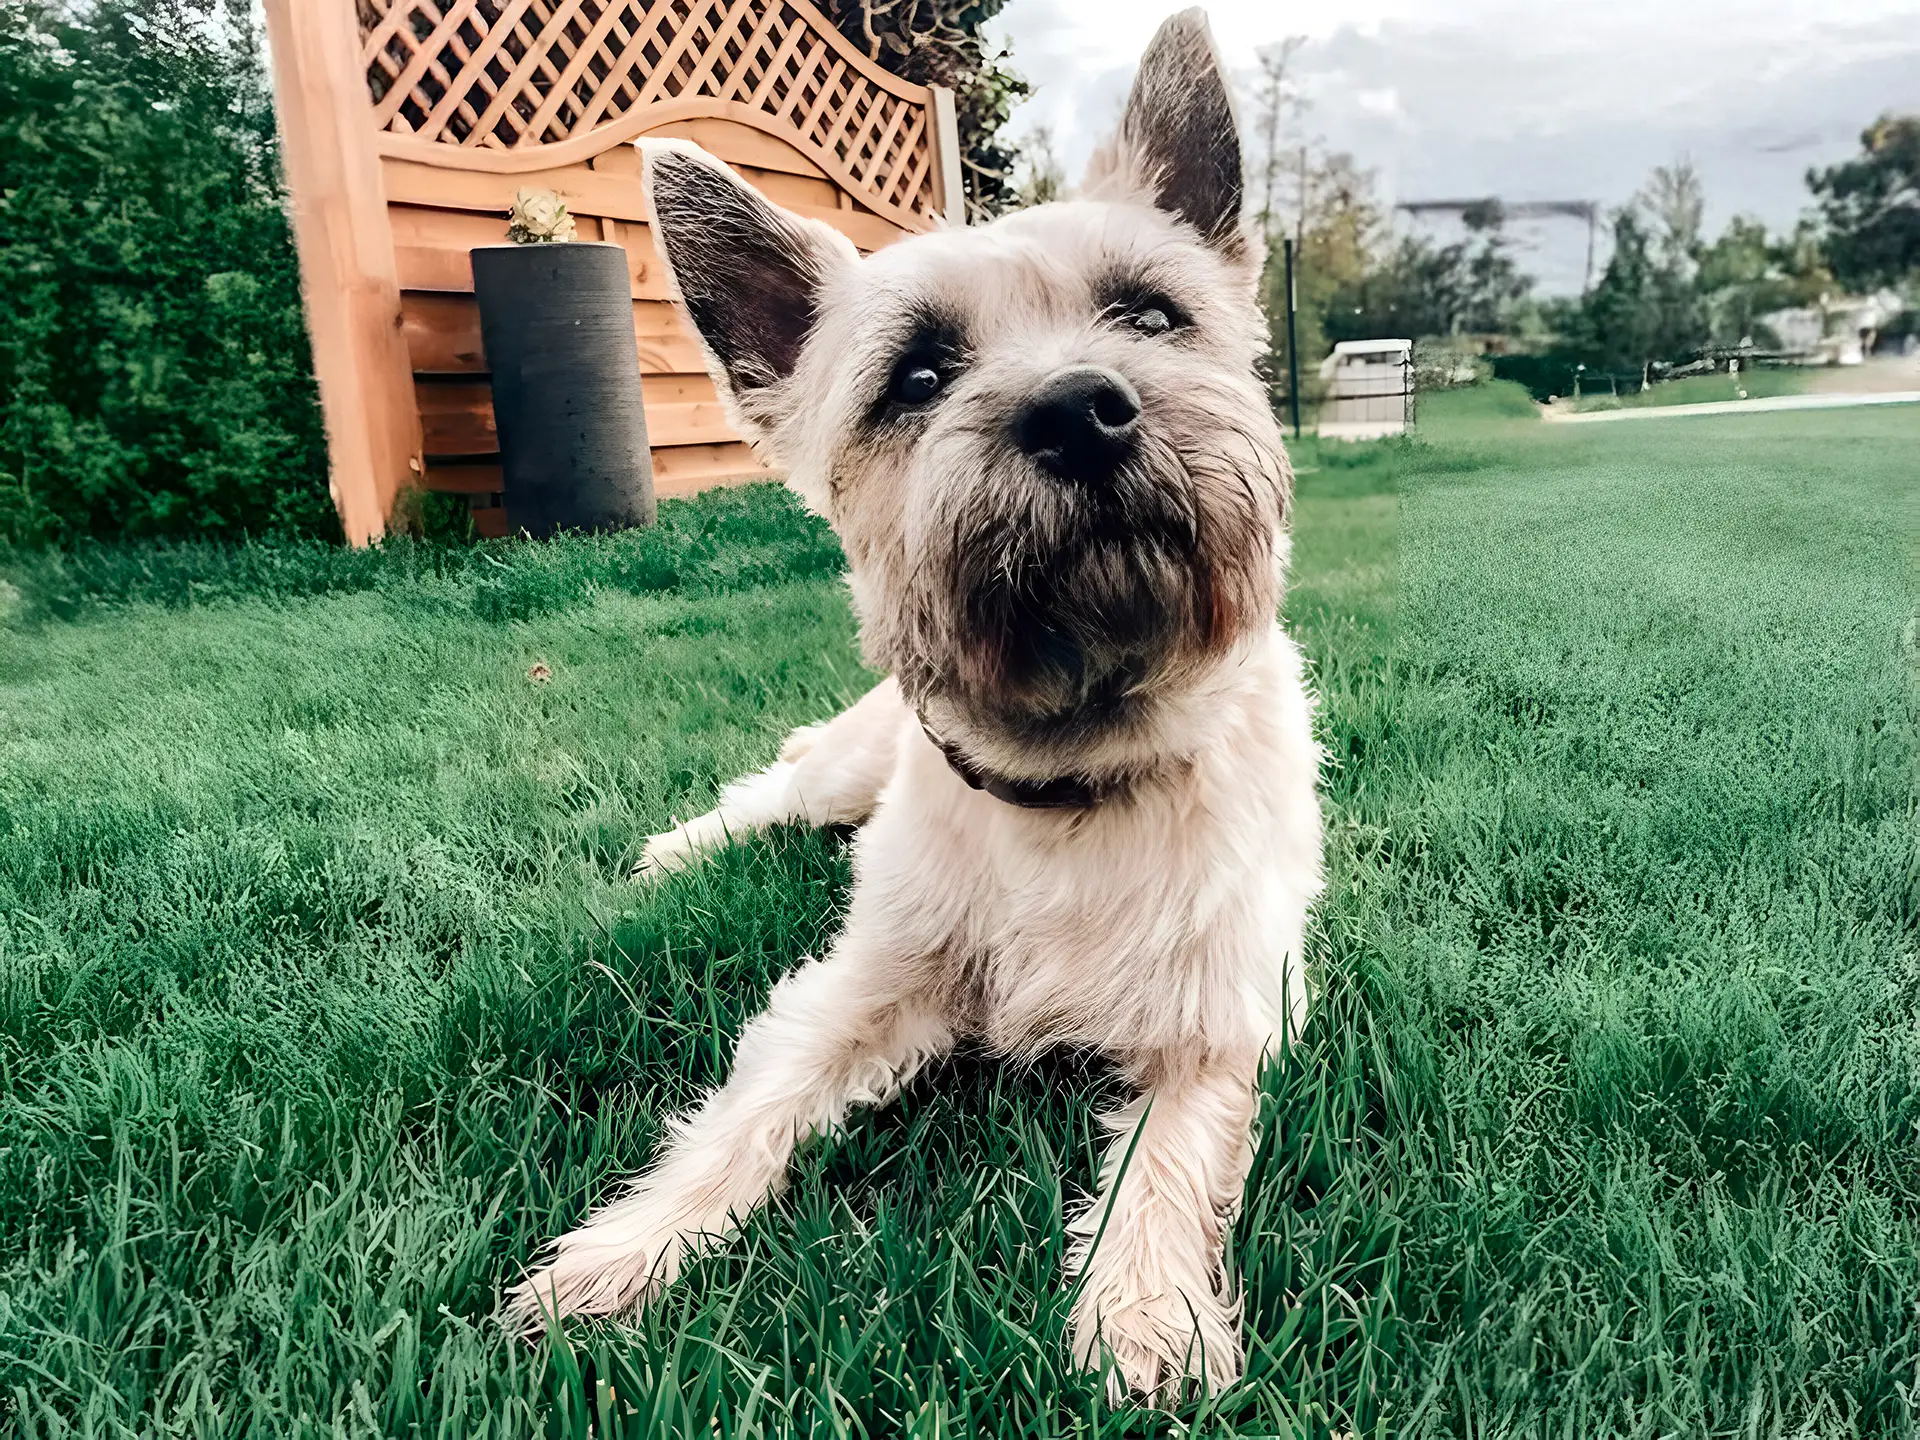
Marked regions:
[918,716,1117,810]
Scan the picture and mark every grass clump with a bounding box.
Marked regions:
[0,484,842,625]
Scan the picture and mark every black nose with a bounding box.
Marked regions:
[1012,366,1142,482]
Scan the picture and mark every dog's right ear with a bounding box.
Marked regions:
[642,142,858,438]
[1084,9,1246,259]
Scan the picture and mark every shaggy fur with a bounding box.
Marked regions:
[507,9,1325,1403]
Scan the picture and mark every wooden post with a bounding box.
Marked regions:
[264,0,424,546]
[929,85,964,224]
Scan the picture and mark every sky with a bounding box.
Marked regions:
[989,0,1920,293]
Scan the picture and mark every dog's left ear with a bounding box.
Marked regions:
[1087,8,1246,257]
[643,141,858,441]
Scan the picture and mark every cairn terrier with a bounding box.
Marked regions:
[509,9,1324,1400]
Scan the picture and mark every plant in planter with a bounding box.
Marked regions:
[470,188,655,538]
[506,187,578,243]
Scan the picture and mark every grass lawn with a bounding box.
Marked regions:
[1569,366,1806,413]
[2,389,1914,1436]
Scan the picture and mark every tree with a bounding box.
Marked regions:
[1571,208,1661,370]
[1455,201,1533,334]
[1638,159,1705,276]
[819,0,1029,222]
[1695,213,1829,346]
[1564,205,1705,371]
[1013,124,1064,208]
[1323,205,1532,345]
[1263,151,1384,385]
[1808,113,1920,290]
[1245,36,1306,250]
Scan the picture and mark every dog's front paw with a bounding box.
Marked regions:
[631,817,716,880]
[1069,1285,1243,1406]
[503,1221,688,1337]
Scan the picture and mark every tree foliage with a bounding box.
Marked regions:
[1808,113,1920,291]
[1243,126,1534,392]
[818,0,1028,222]
[0,0,332,545]
[1327,204,1534,347]
[1561,207,1706,372]
[1638,160,1705,276]
[1695,214,1831,347]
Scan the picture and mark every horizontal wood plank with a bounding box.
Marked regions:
[395,237,662,299]
[418,385,495,453]
[591,144,841,214]
[402,293,489,372]
[651,441,775,495]
[636,372,720,406]
[650,402,734,447]
[629,118,830,179]
[417,371,720,411]
[391,204,669,300]
[382,156,907,251]
[423,460,501,495]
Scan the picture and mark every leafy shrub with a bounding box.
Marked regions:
[0,0,332,545]
[1456,378,1545,419]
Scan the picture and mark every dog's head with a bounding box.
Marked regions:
[646,9,1290,773]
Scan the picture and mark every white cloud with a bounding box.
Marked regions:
[992,0,1920,291]
[1353,87,1400,120]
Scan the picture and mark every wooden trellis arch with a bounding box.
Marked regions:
[265,0,962,543]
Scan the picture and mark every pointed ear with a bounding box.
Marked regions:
[641,142,858,437]
[1085,9,1246,256]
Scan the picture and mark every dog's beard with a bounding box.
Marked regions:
[897,433,1279,742]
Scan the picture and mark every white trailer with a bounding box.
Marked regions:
[1318,339,1413,440]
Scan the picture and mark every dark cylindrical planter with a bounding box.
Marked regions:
[470,242,655,537]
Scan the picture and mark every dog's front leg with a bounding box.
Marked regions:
[506,935,951,1332]
[1065,1046,1262,1404]
[637,676,906,875]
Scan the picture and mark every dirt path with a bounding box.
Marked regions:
[1805,355,1920,394]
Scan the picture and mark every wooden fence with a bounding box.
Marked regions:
[265,0,962,542]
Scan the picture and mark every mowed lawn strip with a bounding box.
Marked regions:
[1,392,1913,1436]
[1377,401,1918,1433]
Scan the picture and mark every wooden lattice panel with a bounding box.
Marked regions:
[357,0,947,230]
[267,0,954,543]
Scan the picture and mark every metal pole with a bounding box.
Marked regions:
[1283,236,1302,438]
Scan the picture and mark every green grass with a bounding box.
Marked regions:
[2,393,1914,1436]
[1571,367,1806,413]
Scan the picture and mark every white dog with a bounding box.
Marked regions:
[509,9,1324,1401]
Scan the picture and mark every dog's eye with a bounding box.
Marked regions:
[890,363,943,406]
[1108,292,1187,336]
[1130,307,1174,337]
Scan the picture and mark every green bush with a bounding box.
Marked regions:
[1418,379,1539,425]
[0,0,332,545]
